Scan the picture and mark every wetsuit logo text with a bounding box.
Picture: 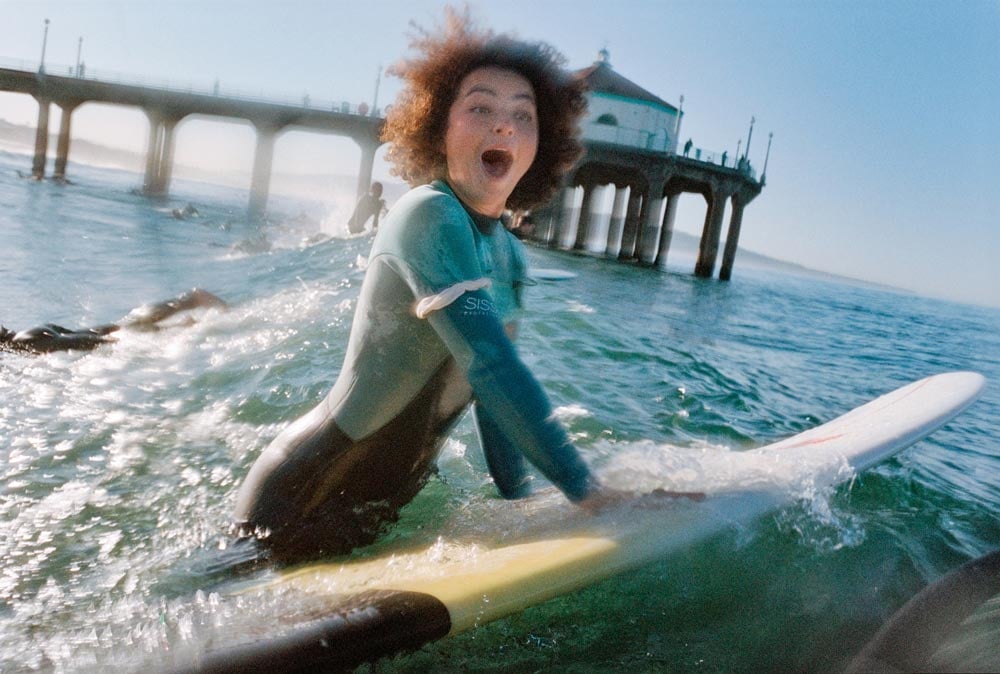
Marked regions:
[462,295,499,317]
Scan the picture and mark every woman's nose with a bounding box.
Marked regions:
[494,115,515,135]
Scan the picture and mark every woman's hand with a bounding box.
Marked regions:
[575,486,635,514]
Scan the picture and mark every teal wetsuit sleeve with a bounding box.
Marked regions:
[375,189,485,298]
[472,401,531,499]
[425,289,594,502]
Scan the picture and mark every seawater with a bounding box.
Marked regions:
[1,151,999,672]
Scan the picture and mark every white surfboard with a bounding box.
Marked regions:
[186,371,985,672]
[531,267,577,281]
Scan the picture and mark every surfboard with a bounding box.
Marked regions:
[531,267,577,281]
[185,371,985,673]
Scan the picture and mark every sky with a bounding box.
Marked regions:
[1,0,998,308]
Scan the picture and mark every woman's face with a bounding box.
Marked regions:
[443,67,538,218]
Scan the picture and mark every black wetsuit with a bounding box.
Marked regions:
[347,193,386,234]
[0,289,227,355]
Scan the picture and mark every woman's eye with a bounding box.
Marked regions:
[471,105,491,115]
[515,111,534,123]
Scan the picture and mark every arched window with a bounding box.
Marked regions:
[595,113,618,126]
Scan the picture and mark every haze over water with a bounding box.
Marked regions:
[1,152,999,671]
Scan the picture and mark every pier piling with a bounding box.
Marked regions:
[31,97,50,179]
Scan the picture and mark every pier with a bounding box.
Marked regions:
[0,64,384,218]
[530,142,763,280]
[1,50,767,279]
[525,51,765,280]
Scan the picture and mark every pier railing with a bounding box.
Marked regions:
[682,148,757,179]
[0,57,381,117]
[584,120,757,179]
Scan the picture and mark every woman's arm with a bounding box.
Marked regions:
[424,288,595,502]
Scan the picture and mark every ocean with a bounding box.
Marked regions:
[1,150,998,673]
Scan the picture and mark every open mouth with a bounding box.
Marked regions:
[481,149,513,178]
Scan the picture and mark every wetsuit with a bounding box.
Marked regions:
[233,180,594,561]
[0,323,119,354]
[347,193,386,234]
[0,289,227,355]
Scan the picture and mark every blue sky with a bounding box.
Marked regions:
[1,0,998,308]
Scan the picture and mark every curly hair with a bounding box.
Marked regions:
[382,7,587,212]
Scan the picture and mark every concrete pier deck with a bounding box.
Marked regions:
[0,66,384,217]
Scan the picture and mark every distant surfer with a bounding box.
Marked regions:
[233,9,691,563]
[346,181,387,234]
[0,288,227,355]
[171,203,200,220]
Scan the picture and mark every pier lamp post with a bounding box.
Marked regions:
[744,115,755,161]
[39,18,50,74]
[761,132,773,185]
[371,64,382,116]
[76,37,83,76]
[674,94,684,139]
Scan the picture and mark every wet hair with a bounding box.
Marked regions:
[382,7,587,211]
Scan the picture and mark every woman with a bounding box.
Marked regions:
[233,11,625,561]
